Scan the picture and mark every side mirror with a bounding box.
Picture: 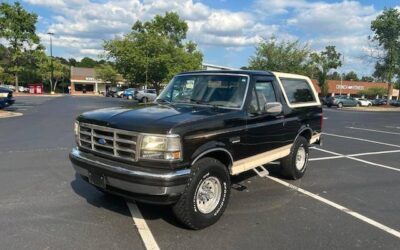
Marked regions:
[264,102,283,114]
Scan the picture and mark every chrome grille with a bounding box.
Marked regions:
[78,123,138,161]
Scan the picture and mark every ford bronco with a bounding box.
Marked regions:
[70,70,322,229]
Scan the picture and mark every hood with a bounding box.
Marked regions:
[78,103,235,134]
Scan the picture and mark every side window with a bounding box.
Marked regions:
[280,78,316,104]
[249,81,277,112]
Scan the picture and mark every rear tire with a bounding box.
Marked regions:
[280,136,309,180]
[172,157,230,230]
[337,102,343,108]
[127,95,133,100]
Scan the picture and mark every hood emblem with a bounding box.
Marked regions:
[97,138,107,145]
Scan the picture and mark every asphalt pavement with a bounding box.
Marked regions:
[0,96,399,249]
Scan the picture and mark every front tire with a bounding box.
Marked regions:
[337,102,343,108]
[280,136,309,180]
[172,157,230,230]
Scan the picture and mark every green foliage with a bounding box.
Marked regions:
[248,38,314,76]
[95,64,118,84]
[327,71,342,80]
[0,2,40,89]
[311,46,342,96]
[344,71,359,81]
[38,55,69,92]
[370,8,400,98]
[78,57,98,68]
[104,12,203,92]
[361,76,374,82]
[358,87,387,98]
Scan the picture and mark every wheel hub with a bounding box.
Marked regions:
[196,176,222,214]
[295,146,307,170]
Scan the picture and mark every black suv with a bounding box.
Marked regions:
[70,70,323,229]
[0,87,15,109]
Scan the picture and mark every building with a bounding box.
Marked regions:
[311,79,399,99]
[70,67,126,95]
[202,63,237,71]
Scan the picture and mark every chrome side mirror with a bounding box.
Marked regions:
[264,102,283,114]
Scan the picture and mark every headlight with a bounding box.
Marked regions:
[140,135,181,161]
[74,121,79,136]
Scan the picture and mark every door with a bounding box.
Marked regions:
[244,77,285,157]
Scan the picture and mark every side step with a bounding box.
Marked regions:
[253,166,269,178]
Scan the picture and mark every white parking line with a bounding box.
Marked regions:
[347,127,400,136]
[310,149,400,161]
[127,202,160,250]
[266,176,400,239]
[322,132,400,148]
[313,148,400,172]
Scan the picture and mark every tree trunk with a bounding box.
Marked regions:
[387,83,393,105]
[15,74,19,93]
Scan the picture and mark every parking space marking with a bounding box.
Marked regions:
[310,149,400,161]
[323,132,400,148]
[266,175,400,239]
[127,202,160,250]
[313,148,400,172]
[347,127,400,136]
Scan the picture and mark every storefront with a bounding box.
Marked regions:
[70,67,105,95]
[311,79,399,99]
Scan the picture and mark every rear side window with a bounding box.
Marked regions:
[280,78,316,104]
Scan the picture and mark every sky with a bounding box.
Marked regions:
[10,0,400,76]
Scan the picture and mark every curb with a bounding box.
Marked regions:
[0,111,23,119]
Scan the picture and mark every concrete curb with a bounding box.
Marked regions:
[342,107,400,112]
[13,94,64,97]
[0,111,23,119]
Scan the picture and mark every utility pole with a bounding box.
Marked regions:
[47,32,54,93]
[339,54,345,96]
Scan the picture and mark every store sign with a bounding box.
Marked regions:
[336,84,365,90]
[86,77,95,81]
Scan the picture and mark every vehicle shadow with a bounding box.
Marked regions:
[70,174,131,217]
[70,164,286,229]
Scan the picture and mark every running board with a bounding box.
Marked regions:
[253,166,269,178]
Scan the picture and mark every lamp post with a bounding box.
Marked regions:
[47,32,54,94]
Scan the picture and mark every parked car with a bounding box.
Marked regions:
[122,88,138,100]
[18,86,29,93]
[326,95,359,108]
[105,87,124,97]
[0,86,15,109]
[70,70,323,229]
[355,98,372,107]
[371,98,387,106]
[135,89,157,103]
[390,100,400,107]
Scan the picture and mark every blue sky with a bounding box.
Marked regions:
[13,0,400,76]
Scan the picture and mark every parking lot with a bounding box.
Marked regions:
[0,96,399,249]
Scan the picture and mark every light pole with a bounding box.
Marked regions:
[47,32,54,93]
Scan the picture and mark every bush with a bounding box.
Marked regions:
[358,87,387,98]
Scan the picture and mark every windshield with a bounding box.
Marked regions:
[158,74,249,109]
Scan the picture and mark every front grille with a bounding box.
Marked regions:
[78,123,138,162]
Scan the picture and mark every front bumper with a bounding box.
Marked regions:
[0,98,14,108]
[69,148,190,204]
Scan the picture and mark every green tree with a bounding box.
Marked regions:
[358,87,387,98]
[104,12,203,93]
[95,64,118,85]
[0,2,40,92]
[78,57,98,68]
[39,55,69,92]
[248,38,314,76]
[344,71,359,81]
[311,46,342,96]
[361,76,374,82]
[370,8,400,101]
[327,71,342,80]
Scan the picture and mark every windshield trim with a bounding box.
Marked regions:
[157,73,251,110]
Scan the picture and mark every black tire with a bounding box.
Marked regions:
[337,102,343,108]
[172,157,231,230]
[280,136,309,180]
[327,104,332,108]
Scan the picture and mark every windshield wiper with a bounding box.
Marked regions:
[190,98,208,105]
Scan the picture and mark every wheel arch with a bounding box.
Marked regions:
[191,148,234,169]
[295,127,313,144]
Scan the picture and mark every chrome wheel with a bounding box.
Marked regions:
[196,176,222,214]
[295,146,307,170]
